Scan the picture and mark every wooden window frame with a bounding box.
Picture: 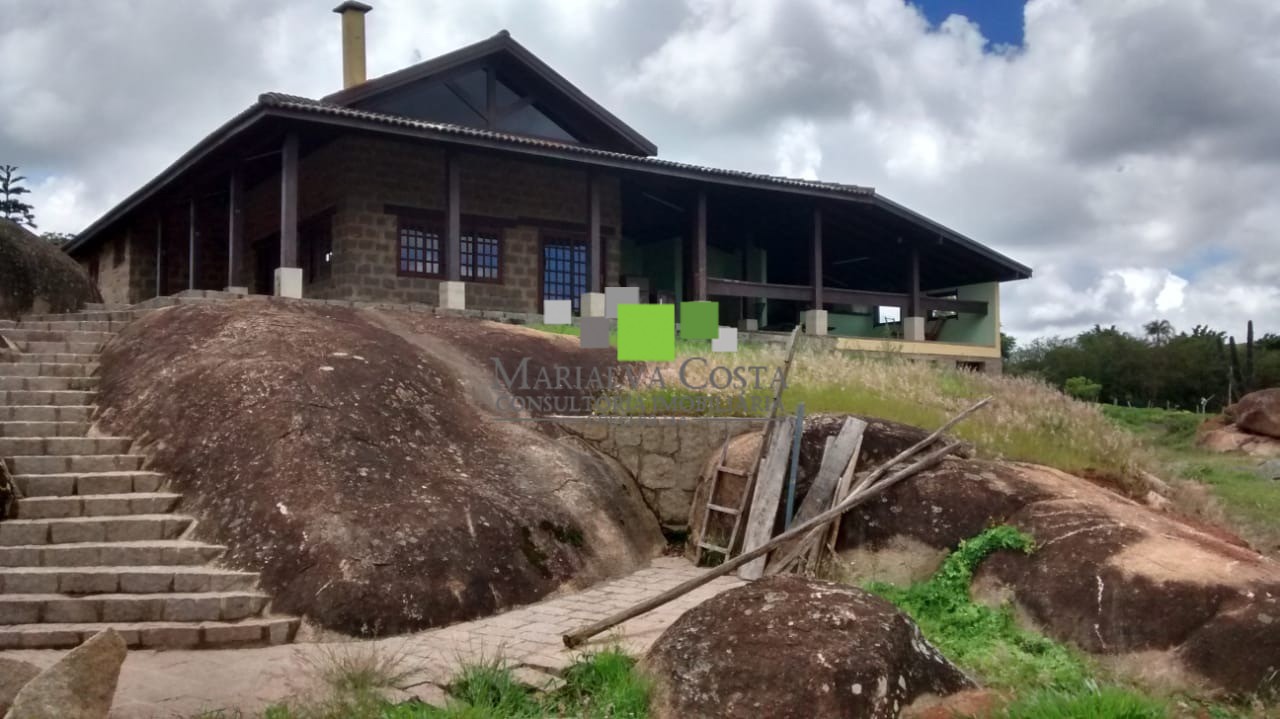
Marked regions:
[538,231,592,312]
[459,221,504,284]
[395,211,446,279]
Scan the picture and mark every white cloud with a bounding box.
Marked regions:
[2,0,1277,341]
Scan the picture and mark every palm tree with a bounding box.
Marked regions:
[0,164,37,229]
[1143,319,1174,346]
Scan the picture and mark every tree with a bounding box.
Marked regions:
[1000,332,1016,360]
[1143,319,1174,346]
[1064,376,1102,402]
[0,165,36,229]
[40,231,74,247]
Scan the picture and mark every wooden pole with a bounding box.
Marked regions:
[588,174,602,293]
[154,216,163,298]
[280,132,299,269]
[693,190,707,301]
[563,438,966,648]
[227,168,244,288]
[187,198,196,290]
[446,153,461,281]
[812,207,823,308]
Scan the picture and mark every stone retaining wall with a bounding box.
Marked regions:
[557,417,764,529]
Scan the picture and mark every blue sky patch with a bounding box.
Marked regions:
[915,0,1028,48]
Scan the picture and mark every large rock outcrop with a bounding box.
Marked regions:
[0,659,40,716]
[0,219,99,320]
[644,576,973,719]
[834,453,1280,694]
[3,628,126,719]
[95,300,664,635]
[1226,389,1280,440]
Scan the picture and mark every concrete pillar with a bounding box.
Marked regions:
[904,316,926,342]
[803,309,828,336]
[439,280,466,310]
[581,292,606,318]
[274,268,303,299]
[738,318,759,332]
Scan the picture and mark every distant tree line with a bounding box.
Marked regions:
[1006,320,1280,411]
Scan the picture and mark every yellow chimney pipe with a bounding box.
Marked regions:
[333,1,372,89]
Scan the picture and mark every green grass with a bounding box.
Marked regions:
[992,684,1169,719]
[865,526,1094,691]
[255,648,648,719]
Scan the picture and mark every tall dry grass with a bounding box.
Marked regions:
[651,344,1153,483]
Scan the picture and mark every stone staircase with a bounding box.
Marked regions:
[0,305,299,649]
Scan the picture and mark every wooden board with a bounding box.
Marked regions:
[737,419,795,580]
[792,417,866,526]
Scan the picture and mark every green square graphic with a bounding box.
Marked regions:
[617,304,675,362]
[680,301,720,340]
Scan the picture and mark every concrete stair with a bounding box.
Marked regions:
[0,313,299,649]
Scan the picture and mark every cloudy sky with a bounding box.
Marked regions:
[3,0,1278,341]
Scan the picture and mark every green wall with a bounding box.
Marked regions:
[935,282,998,346]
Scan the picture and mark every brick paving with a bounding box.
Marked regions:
[0,557,743,718]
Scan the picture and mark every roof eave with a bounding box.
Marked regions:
[67,103,270,256]
[870,194,1033,281]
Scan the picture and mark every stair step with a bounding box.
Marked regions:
[0,389,97,406]
[0,376,98,391]
[0,515,193,546]
[0,421,91,438]
[0,617,298,650]
[15,493,181,519]
[13,471,166,497]
[0,566,257,595]
[0,362,98,377]
[0,353,99,365]
[0,436,132,456]
[0,591,269,624]
[21,311,139,323]
[5,454,145,474]
[0,329,114,344]
[15,321,127,333]
[0,540,226,568]
[0,406,94,422]
[84,302,132,311]
[14,341,103,355]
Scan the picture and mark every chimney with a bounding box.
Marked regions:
[333,1,372,89]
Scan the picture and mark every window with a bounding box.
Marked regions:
[874,306,902,326]
[542,236,588,312]
[398,220,444,277]
[460,226,502,282]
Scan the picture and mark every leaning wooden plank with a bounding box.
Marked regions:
[764,417,866,574]
[725,326,801,553]
[736,418,796,580]
[561,438,966,648]
[827,397,992,552]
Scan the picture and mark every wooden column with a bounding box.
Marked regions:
[227,168,244,288]
[280,132,299,268]
[908,245,921,317]
[588,174,602,292]
[693,190,707,301]
[811,207,823,308]
[187,198,197,290]
[446,153,461,281]
[154,216,163,298]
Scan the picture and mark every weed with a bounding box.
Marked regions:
[993,683,1168,719]
[545,648,650,718]
[866,526,1093,690]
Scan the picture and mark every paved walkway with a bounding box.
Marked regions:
[1,557,743,718]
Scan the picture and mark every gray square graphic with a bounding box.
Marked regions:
[543,299,572,325]
[605,286,641,319]
[581,317,612,349]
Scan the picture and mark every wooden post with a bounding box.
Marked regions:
[227,168,244,288]
[693,190,707,301]
[588,173,602,292]
[812,207,823,308]
[154,216,163,298]
[280,132,299,268]
[187,198,197,290]
[446,153,461,281]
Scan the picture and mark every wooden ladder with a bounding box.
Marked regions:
[693,326,802,564]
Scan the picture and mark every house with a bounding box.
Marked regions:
[66,2,1030,372]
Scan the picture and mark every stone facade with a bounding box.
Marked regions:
[77,134,624,314]
[558,418,762,529]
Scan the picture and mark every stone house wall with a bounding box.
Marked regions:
[239,135,622,310]
[558,418,763,529]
